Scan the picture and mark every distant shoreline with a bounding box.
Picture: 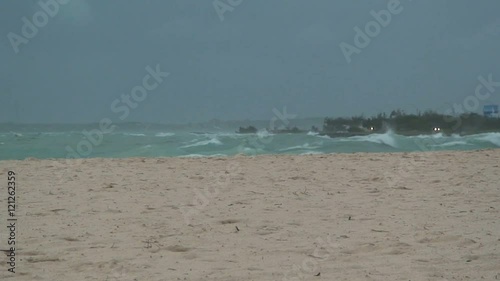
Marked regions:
[318,129,500,138]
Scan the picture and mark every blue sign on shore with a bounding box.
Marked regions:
[483,105,499,117]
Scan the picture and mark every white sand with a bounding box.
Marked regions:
[0,149,499,280]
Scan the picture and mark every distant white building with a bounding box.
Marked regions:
[483,105,499,118]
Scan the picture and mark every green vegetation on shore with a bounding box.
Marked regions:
[237,109,500,136]
[323,110,500,136]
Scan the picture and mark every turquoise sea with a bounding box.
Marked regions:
[1,124,499,160]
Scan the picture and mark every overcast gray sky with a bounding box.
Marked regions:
[1,0,500,123]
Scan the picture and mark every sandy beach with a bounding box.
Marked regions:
[0,149,499,280]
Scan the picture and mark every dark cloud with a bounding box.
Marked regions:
[1,0,500,123]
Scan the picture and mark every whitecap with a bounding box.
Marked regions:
[180,137,222,148]
[257,130,274,138]
[431,141,470,147]
[279,142,320,151]
[299,151,323,155]
[179,154,205,158]
[348,132,398,148]
[474,132,500,147]
[155,132,175,137]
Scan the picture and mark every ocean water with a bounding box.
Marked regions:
[1,126,499,160]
